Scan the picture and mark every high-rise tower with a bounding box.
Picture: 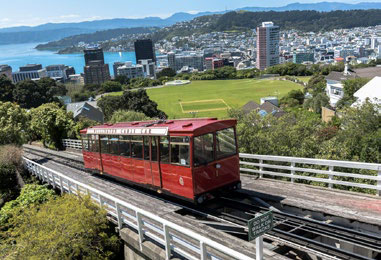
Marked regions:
[256,22,280,70]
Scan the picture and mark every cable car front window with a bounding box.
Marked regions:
[194,133,214,166]
[216,128,237,159]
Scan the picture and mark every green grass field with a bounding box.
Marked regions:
[147,79,302,118]
[107,79,303,118]
[295,76,311,83]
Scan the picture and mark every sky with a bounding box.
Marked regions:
[0,0,378,28]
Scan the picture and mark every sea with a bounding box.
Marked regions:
[0,42,136,74]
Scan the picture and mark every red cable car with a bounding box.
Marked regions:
[80,118,241,203]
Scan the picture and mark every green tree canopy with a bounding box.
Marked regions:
[0,75,14,103]
[157,68,176,78]
[110,110,150,123]
[98,89,166,120]
[101,81,123,93]
[336,78,370,108]
[30,103,75,149]
[0,190,120,259]
[0,102,29,145]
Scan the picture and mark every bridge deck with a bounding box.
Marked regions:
[24,145,381,229]
[23,145,288,260]
[241,175,381,228]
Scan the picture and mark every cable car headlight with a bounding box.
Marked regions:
[216,164,221,169]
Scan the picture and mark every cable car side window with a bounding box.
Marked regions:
[89,135,99,152]
[143,137,150,160]
[194,133,214,166]
[160,137,170,163]
[109,136,119,155]
[151,137,158,162]
[81,134,89,152]
[170,136,190,167]
[119,136,131,157]
[100,136,109,154]
[131,136,143,159]
[216,128,237,159]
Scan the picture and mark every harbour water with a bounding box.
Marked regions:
[0,42,136,74]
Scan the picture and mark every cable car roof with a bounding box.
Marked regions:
[82,118,237,136]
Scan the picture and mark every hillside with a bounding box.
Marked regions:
[35,27,159,51]
[1,2,381,45]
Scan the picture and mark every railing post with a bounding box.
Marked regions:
[200,241,207,260]
[136,212,144,251]
[98,194,103,208]
[259,159,263,178]
[115,202,123,230]
[59,176,64,194]
[377,167,381,196]
[328,166,334,189]
[291,162,295,183]
[51,174,56,189]
[163,224,171,260]
[76,184,80,196]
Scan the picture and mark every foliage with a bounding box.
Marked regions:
[30,103,75,149]
[12,78,64,109]
[99,89,166,120]
[0,75,14,103]
[72,116,99,139]
[101,81,123,93]
[336,78,370,108]
[157,68,176,78]
[233,109,322,158]
[0,194,121,260]
[280,89,305,108]
[0,184,55,227]
[265,63,312,76]
[0,102,29,145]
[303,93,330,114]
[110,110,150,123]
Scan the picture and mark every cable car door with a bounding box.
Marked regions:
[144,137,161,187]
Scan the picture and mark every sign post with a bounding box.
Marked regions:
[248,211,274,260]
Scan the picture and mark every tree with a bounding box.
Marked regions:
[336,78,370,108]
[30,103,75,149]
[0,102,29,145]
[98,89,166,120]
[0,75,14,102]
[157,68,176,78]
[280,89,305,108]
[110,110,150,123]
[0,195,121,259]
[303,93,330,114]
[12,79,57,109]
[38,77,67,97]
[101,81,123,93]
[71,116,99,139]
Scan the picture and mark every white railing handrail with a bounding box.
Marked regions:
[61,139,381,195]
[23,157,253,260]
[240,153,381,171]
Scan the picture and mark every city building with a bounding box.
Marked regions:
[134,39,156,63]
[83,48,110,85]
[46,64,67,81]
[116,62,144,79]
[65,66,76,78]
[12,64,47,83]
[293,52,314,64]
[0,65,12,81]
[113,62,126,77]
[167,52,204,72]
[84,47,105,66]
[84,61,111,85]
[138,59,156,78]
[256,22,280,70]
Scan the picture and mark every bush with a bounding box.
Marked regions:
[110,110,150,123]
[0,194,121,259]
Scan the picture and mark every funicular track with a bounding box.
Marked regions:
[23,146,381,260]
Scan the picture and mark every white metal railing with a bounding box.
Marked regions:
[62,139,381,196]
[240,153,381,196]
[62,139,83,150]
[23,157,253,260]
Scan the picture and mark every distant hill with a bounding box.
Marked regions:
[35,27,159,51]
[1,2,381,45]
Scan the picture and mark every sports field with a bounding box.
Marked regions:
[146,79,303,118]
